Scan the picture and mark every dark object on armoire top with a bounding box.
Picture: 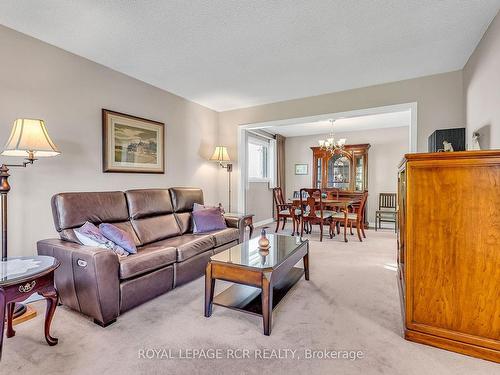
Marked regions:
[428,128,466,152]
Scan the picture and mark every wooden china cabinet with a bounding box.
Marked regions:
[311,144,370,191]
[311,144,370,227]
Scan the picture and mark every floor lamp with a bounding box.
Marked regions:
[1,119,60,318]
[210,146,232,212]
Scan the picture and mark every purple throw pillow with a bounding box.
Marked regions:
[99,223,137,254]
[192,203,208,232]
[192,207,227,233]
[192,203,225,232]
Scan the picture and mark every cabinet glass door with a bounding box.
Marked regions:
[327,154,350,189]
[316,158,322,188]
[355,155,364,191]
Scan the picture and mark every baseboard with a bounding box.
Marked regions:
[405,329,500,363]
[253,218,274,228]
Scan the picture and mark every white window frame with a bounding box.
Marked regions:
[247,136,271,183]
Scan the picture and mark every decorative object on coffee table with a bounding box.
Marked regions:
[257,227,270,253]
[1,118,60,319]
[205,234,309,335]
[210,146,233,211]
[102,109,165,173]
[0,256,60,360]
[258,227,270,264]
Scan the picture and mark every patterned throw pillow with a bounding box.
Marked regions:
[99,223,137,254]
[74,222,128,257]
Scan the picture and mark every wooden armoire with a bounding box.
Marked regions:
[397,151,500,363]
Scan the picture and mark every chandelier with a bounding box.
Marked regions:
[318,119,346,153]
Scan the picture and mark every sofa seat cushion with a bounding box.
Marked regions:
[158,234,214,262]
[207,228,240,247]
[119,244,177,280]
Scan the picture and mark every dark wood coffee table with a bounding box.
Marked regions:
[204,234,309,335]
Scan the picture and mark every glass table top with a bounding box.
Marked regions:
[0,256,59,285]
[210,234,307,269]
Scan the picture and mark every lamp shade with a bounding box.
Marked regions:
[209,146,230,162]
[1,119,60,157]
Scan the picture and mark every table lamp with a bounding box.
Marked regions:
[210,146,232,212]
[1,119,60,318]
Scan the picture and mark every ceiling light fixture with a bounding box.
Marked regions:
[318,119,346,153]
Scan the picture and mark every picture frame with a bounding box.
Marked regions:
[294,163,308,175]
[102,109,165,173]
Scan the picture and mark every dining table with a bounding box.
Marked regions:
[290,198,358,242]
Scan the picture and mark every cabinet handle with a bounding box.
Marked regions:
[77,259,87,267]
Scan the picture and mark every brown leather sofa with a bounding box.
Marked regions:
[37,187,245,327]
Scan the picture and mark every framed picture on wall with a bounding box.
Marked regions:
[295,164,308,175]
[102,109,165,173]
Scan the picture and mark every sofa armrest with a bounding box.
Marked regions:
[224,215,244,229]
[223,214,249,243]
[37,238,120,326]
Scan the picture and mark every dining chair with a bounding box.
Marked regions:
[332,192,368,242]
[272,187,301,235]
[327,188,340,200]
[375,193,397,232]
[299,188,334,242]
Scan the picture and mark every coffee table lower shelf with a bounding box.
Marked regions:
[213,267,304,316]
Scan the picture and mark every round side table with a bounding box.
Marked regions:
[0,256,60,360]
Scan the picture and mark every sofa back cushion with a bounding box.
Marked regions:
[51,191,139,244]
[169,187,204,234]
[169,187,204,212]
[125,189,181,245]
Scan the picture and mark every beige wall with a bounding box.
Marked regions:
[0,25,220,256]
[464,11,500,149]
[246,182,273,223]
[219,71,464,212]
[285,127,408,225]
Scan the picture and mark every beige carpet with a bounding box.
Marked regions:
[2,227,497,375]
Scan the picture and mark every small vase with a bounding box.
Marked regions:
[258,227,270,251]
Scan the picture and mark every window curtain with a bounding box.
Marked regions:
[276,134,286,192]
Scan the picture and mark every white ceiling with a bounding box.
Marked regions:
[0,1,499,111]
[266,110,411,137]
